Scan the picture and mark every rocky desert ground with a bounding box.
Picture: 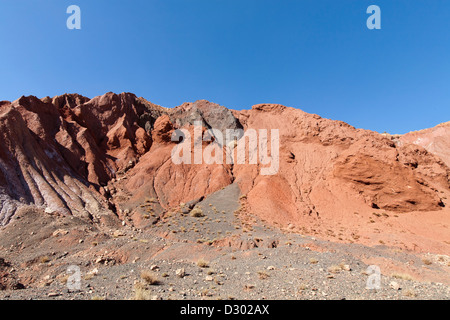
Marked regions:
[0,92,448,300]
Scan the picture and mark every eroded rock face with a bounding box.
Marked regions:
[169,100,242,132]
[168,100,243,145]
[230,104,449,229]
[0,93,449,253]
[56,92,162,186]
[0,93,164,225]
[113,115,234,228]
[0,103,107,225]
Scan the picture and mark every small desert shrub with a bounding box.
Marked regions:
[140,270,159,285]
[351,233,360,240]
[309,258,318,264]
[328,265,342,274]
[403,289,417,298]
[257,271,269,280]
[84,273,95,281]
[59,274,69,284]
[190,207,204,218]
[298,283,308,291]
[422,258,432,265]
[243,284,255,291]
[197,259,209,268]
[201,289,212,297]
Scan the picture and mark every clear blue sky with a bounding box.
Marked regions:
[0,0,449,134]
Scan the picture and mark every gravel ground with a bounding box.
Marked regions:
[0,185,449,300]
